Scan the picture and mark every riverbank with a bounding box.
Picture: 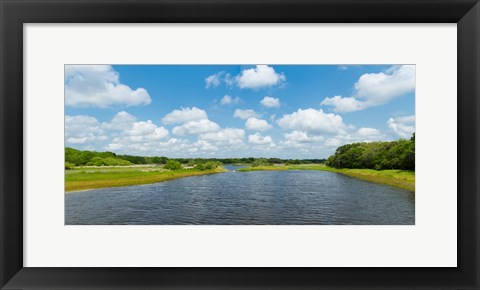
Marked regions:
[65,166,227,192]
[238,164,415,192]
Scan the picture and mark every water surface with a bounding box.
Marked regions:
[65,166,414,225]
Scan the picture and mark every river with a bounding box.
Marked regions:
[65,165,415,225]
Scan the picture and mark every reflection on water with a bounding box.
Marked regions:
[65,166,414,225]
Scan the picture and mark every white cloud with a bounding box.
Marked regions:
[325,138,343,147]
[236,65,286,89]
[224,73,235,86]
[107,138,191,155]
[220,95,241,105]
[192,140,218,152]
[277,108,347,134]
[260,96,280,108]
[115,120,169,143]
[284,130,324,143]
[105,143,123,151]
[387,115,415,138]
[102,111,137,130]
[355,65,415,103]
[65,115,107,144]
[279,126,385,152]
[205,72,223,88]
[245,117,272,131]
[320,96,366,113]
[233,109,259,119]
[100,112,169,144]
[325,127,386,147]
[248,133,272,145]
[321,65,415,112]
[205,65,286,90]
[65,65,151,108]
[162,107,208,125]
[172,119,220,136]
[356,127,381,137]
[279,130,325,150]
[126,121,169,139]
[200,128,245,144]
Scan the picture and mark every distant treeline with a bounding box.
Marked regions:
[65,147,326,168]
[326,133,415,170]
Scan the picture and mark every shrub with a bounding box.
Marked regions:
[326,133,415,170]
[65,162,76,170]
[164,160,182,170]
[195,163,206,170]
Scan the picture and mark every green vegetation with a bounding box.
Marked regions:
[65,147,169,167]
[238,164,415,192]
[66,133,415,192]
[238,134,415,191]
[326,133,415,170]
[195,161,223,170]
[65,162,76,170]
[65,148,227,192]
[65,166,227,192]
[163,160,182,170]
[65,147,326,169]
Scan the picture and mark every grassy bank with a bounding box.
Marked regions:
[65,166,227,192]
[238,164,415,192]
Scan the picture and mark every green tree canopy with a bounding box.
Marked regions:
[326,133,415,170]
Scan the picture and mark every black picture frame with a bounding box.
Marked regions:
[1,0,479,289]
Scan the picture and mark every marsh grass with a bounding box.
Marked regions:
[65,166,227,192]
[238,164,415,192]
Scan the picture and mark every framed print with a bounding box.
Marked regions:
[1,0,479,289]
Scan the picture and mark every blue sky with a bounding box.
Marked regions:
[65,64,415,159]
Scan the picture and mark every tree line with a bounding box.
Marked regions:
[64,147,326,169]
[326,133,415,170]
[66,132,414,171]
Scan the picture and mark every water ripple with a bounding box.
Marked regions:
[66,167,414,225]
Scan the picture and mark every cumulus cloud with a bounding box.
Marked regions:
[205,65,286,90]
[162,107,208,125]
[65,115,107,144]
[121,121,169,142]
[102,111,137,130]
[205,72,223,88]
[260,96,280,108]
[387,115,415,138]
[111,121,169,144]
[356,127,381,137]
[321,65,415,112]
[324,127,386,148]
[106,138,190,155]
[162,107,222,136]
[233,109,259,120]
[355,65,415,103]
[245,117,272,131]
[192,140,218,152]
[320,96,366,113]
[105,143,123,151]
[324,138,343,148]
[284,130,324,143]
[248,133,272,145]
[172,119,220,136]
[200,128,245,144]
[236,65,286,89]
[99,111,170,146]
[220,95,241,105]
[224,73,235,86]
[277,108,347,134]
[65,65,151,108]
